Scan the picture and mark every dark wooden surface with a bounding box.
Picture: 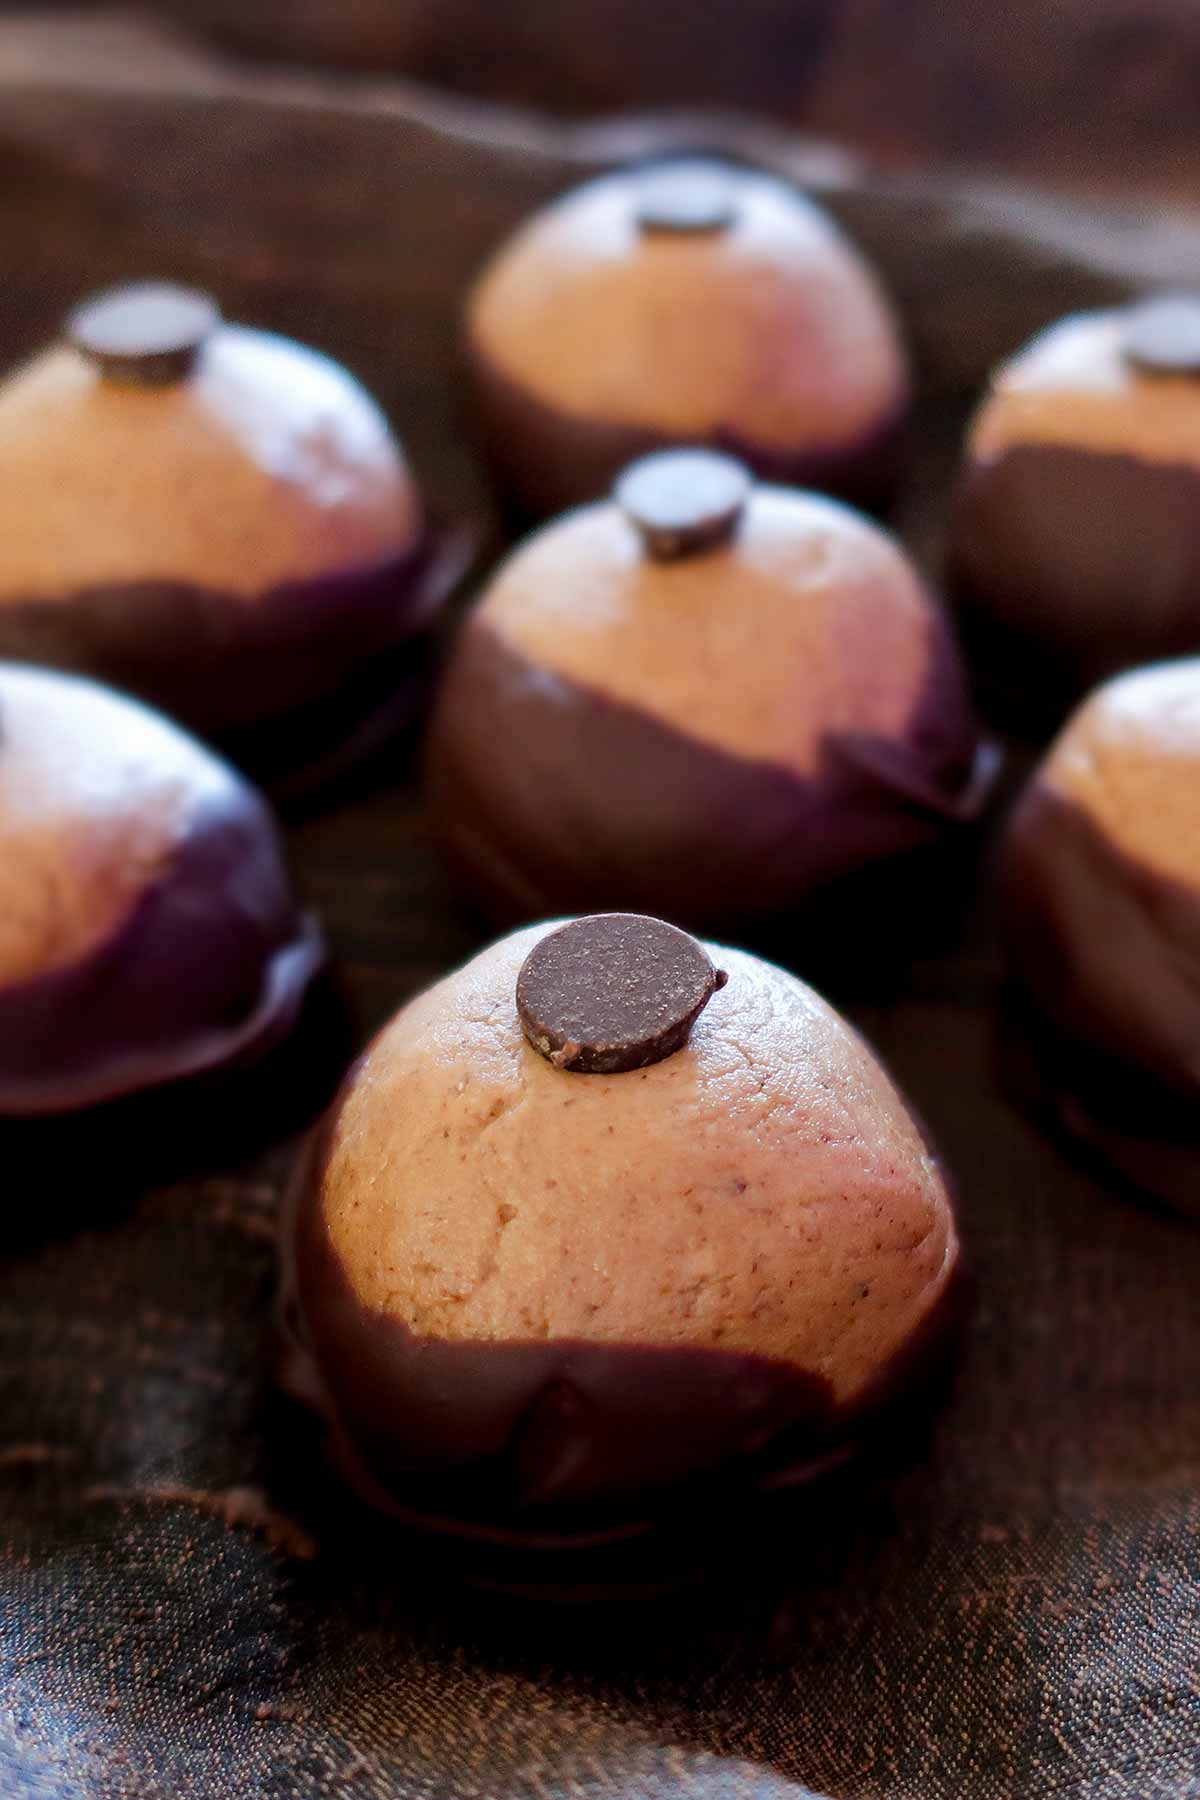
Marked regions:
[5,20,1200,1800]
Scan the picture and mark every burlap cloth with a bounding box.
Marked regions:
[3,19,1200,1797]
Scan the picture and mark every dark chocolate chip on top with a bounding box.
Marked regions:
[1123,294,1200,377]
[67,282,222,387]
[615,448,751,561]
[634,160,740,235]
[516,913,728,1074]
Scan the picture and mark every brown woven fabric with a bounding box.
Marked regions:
[6,743,1200,1800]
[3,23,1200,1798]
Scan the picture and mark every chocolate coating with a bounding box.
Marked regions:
[0,663,322,1116]
[468,348,910,525]
[429,480,994,932]
[951,303,1200,705]
[1001,659,1200,1210]
[285,922,960,1538]
[516,913,725,1072]
[465,160,910,519]
[0,299,435,745]
[954,443,1200,707]
[0,540,441,744]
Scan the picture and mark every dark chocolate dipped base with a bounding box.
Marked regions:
[428,618,999,934]
[0,530,458,769]
[221,524,476,806]
[279,1121,965,1582]
[999,994,1200,1219]
[1002,786,1200,1213]
[0,784,324,1118]
[277,908,965,1589]
[951,441,1200,718]
[466,344,909,524]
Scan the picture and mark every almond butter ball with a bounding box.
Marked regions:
[0,662,322,1115]
[0,283,436,760]
[951,296,1200,707]
[466,159,910,519]
[428,449,994,931]
[1001,658,1200,1210]
[287,914,961,1537]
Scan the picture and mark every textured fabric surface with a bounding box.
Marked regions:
[4,28,1200,1799]
[5,728,1200,1800]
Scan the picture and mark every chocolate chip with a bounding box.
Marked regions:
[67,282,221,387]
[615,448,751,560]
[516,914,728,1074]
[1123,295,1200,376]
[634,160,739,235]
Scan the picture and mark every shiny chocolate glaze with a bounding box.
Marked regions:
[427,617,997,932]
[0,775,323,1117]
[1002,783,1200,1212]
[466,344,909,524]
[951,441,1200,712]
[1001,994,1200,1219]
[0,535,443,746]
[280,1111,965,1558]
